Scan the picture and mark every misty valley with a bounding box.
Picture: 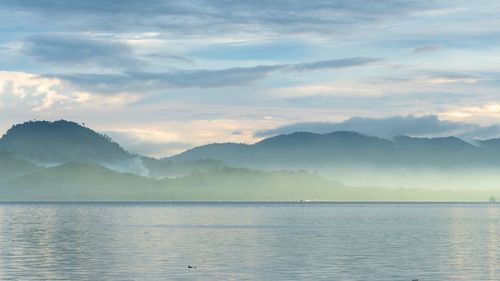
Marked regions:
[1,120,499,202]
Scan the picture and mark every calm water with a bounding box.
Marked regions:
[0,202,498,280]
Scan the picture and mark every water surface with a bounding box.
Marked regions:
[0,202,498,280]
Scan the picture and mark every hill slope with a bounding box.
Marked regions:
[0,120,131,164]
[0,152,41,180]
[2,163,498,202]
[1,163,349,201]
[0,120,221,178]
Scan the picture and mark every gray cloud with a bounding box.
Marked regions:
[52,57,380,92]
[412,44,442,54]
[278,91,467,114]
[231,130,243,136]
[23,35,143,69]
[55,67,276,92]
[146,53,195,64]
[1,0,432,35]
[288,57,381,71]
[256,115,500,140]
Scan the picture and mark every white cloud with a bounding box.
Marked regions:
[414,75,490,84]
[0,71,139,112]
[272,83,381,98]
[440,103,500,120]
[102,119,282,157]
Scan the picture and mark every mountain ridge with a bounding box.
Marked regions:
[0,120,131,165]
[0,120,223,178]
[168,130,496,169]
[2,119,500,196]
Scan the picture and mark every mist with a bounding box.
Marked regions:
[1,120,500,202]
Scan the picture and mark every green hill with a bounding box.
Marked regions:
[2,163,499,202]
[0,152,41,180]
[0,120,131,164]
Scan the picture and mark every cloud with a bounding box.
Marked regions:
[0,71,138,111]
[375,71,492,85]
[23,35,143,69]
[255,115,500,140]
[412,44,442,54]
[4,0,500,151]
[189,41,310,61]
[414,73,489,84]
[52,57,380,92]
[103,129,192,157]
[0,0,432,36]
[289,57,381,71]
[101,119,267,157]
[146,53,194,64]
[440,103,500,120]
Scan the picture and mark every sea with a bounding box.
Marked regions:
[0,202,498,280]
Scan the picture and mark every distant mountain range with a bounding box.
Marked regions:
[169,131,500,169]
[6,120,500,171]
[168,130,500,190]
[1,120,500,201]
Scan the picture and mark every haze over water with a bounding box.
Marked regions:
[0,202,498,280]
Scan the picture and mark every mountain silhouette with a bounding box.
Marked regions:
[0,152,41,179]
[2,162,351,201]
[2,119,500,200]
[169,131,496,169]
[4,120,494,170]
[3,161,498,202]
[0,120,227,178]
[0,120,131,165]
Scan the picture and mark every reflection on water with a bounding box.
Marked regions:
[0,203,498,280]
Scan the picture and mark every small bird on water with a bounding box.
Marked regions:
[188,265,197,269]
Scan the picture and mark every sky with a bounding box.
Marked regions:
[2,0,500,157]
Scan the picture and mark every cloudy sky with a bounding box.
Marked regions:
[2,0,500,157]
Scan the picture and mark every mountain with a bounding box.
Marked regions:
[0,121,366,201]
[0,162,348,201]
[2,163,498,201]
[391,135,480,167]
[2,119,500,199]
[168,131,500,189]
[0,120,131,165]
[0,120,222,178]
[5,120,496,173]
[477,138,500,151]
[169,131,496,169]
[2,163,159,201]
[169,131,394,168]
[0,152,41,180]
